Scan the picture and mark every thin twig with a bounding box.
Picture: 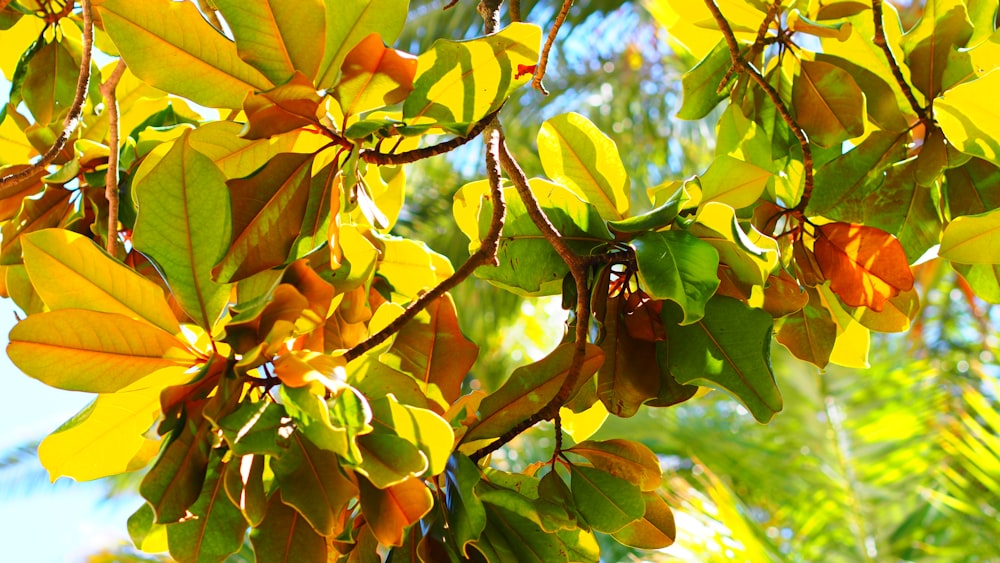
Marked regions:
[344,126,507,362]
[471,135,592,462]
[703,0,814,211]
[99,59,127,257]
[871,0,927,121]
[718,0,780,94]
[532,0,574,94]
[0,0,93,190]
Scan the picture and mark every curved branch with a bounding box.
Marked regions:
[532,0,574,94]
[471,133,592,462]
[0,0,94,190]
[871,0,928,121]
[344,124,507,362]
[359,107,502,166]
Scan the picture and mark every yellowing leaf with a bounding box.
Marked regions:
[940,208,1000,264]
[567,439,663,491]
[240,72,323,140]
[377,236,454,298]
[935,69,1000,166]
[8,310,196,393]
[465,343,604,442]
[274,350,347,391]
[22,229,179,334]
[813,222,915,311]
[610,491,676,549]
[537,112,630,220]
[316,0,410,89]
[559,401,608,443]
[404,23,541,133]
[38,366,194,482]
[792,59,866,147]
[332,33,418,120]
[359,477,433,547]
[699,155,772,209]
[214,0,326,84]
[97,0,273,109]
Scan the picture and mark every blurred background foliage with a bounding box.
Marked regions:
[2,0,999,561]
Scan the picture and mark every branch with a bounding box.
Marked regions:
[718,0,779,94]
[471,134,592,462]
[344,125,507,362]
[871,0,928,121]
[359,107,502,166]
[703,0,814,211]
[99,59,127,257]
[0,0,94,190]
[532,0,574,94]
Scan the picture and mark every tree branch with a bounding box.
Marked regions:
[359,107,502,166]
[471,134,593,462]
[871,0,928,121]
[703,0,814,211]
[344,125,507,362]
[99,59,127,257]
[0,0,94,190]
[532,0,574,94]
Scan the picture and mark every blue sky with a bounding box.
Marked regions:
[0,300,142,561]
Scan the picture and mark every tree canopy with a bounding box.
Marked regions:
[0,0,998,561]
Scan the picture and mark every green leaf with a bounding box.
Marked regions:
[127,504,168,554]
[945,157,1000,217]
[901,0,974,99]
[403,22,541,133]
[7,310,196,393]
[791,59,866,147]
[631,230,720,324]
[97,0,272,109]
[807,130,908,216]
[355,432,428,488]
[369,394,453,477]
[358,476,433,547]
[690,202,778,287]
[270,431,358,535]
[698,155,772,209]
[331,33,418,120]
[953,262,1000,303]
[185,121,302,180]
[936,69,1000,167]
[213,152,316,283]
[250,492,329,561]
[607,184,688,234]
[141,412,213,523]
[677,39,735,120]
[566,439,662,492]
[537,112,630,220]
[382,293,479,403]
[22,229,179,333]
[214,0,326,84]
[461,180,614,296]
[478,495,570,563]
[610,491,676,549]
[132,133,233,331]
[20,39,81,125]
[940,208,1000,264]
[166,455,248,563]
[218,400,292,457]
[445,454,487,556]
[316,0,410,90]
[464,343,604,442]
[223,454,269,527]
[280,383,370,462]
[569,464,644,533]
[662,296,782,422]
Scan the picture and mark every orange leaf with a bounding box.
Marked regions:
[358,476,433,547]
[813,222,914,312]
[333,33,418,119]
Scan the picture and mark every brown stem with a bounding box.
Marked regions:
[719,0,780,93]
[871,0,928,121]
[99,59,127,257]
[344,125,507,362]
[703,0,814,211]
[470,135,592,462]
[532,0,574,94]
[0,0,93,190]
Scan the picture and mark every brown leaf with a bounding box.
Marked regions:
[622,290,666,341]
[761,270,809,317]
[241,71,322,140]
[598,294,661,418]
[813,222,914,311]
[775,287,837,368]
[793,236,825,287]
[358,476,433,547]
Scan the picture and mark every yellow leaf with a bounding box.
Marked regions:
[939,208,1000,264]
[7,310,197,393]
[22,229,180,333]
[935,69,1000,167]
[819,284,871,368]
[560,401,609,444]
[38,366,194,482]
[274,350,348,391]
